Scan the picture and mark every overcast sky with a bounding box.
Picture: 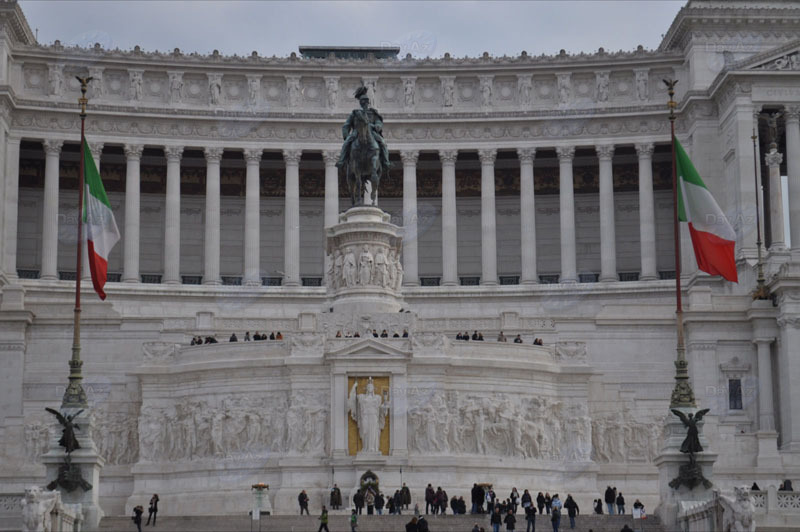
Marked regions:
[19,1,685,59]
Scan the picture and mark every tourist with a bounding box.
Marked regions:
[354,332,360,337]
[504,508,517,531]
[751,482,760,491]
[269,332,275,340]
[190,336,197,346]
[498,331,507,342]
[632,499,644,512]
[380,329,388,337]
[536,492,545,514]
[365,489,375,514]
[405,516,419,532]
[394,490,404,515]
[299,490,310,515]
[473,524,482,532]
[353,489,364,514]
[490,507,503,532]
[387,494,396,515]
[132,505,144,532]
[435,486,446,515]
[478,332,485,341]
[616,492,625,514]
[425,484,435,514]
[244,331,251,341]
[253,331,261,340]
[604,486,615,515]
[229,332,238,342]
[487,487,496,515]
[414,502,420,518]
[318,506,330,532]
[393,332,400,337]
[276,331,283,339]
[350,510,358,532]
[524,502,536,532]
[402,482,411,509]
[335,330,342,338]
[403,329,409,337]
[471,483,482,514]
[593,499,602,514]
[459,496,468,514]
[510,487,520,513]
[544,493,552,514]
[521,489,532,512]
[451,495,459,514]
[472,330,479,340]
[563,494,578,529]
[417,516,430,532]
[373,329,379,338]
[620,526,633,532]
[463,331,470,341]
[457,332,464,340]
[145,493,159,526]
[551,494,562,513]
[550,506,561,532]
[330,484,342,510]
[514,334,523,344]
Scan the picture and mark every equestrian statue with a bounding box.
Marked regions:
[336,86,391,207]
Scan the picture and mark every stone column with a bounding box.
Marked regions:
[283,149,302,287]
[242,149,262,286]
[84,142,104,281]
[518,147,537,284]
[122,144,143,283]
[439,150,459,286]
[479,148,498,285]
[163,146,183,285]
[331,371,348,458]
[597,144,617,282]
[323,150,339,228]
[754,338,776,431]
[766,149,785,250]
[41,139,63,280]
[401,150,419,286]
[203,147,223,285]
[786,106,800,250]
[557,146,577,283]
[1,135,20,278]
[390,372,408,457]
[636,143,657,280]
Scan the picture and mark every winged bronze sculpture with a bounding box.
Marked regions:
[45,408,84,454]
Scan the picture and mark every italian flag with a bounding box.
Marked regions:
[675,136,738,283]
[82,140,120,300]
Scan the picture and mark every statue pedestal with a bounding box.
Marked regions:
[326,207,405,316]
[756,431,782,469]
[654,407,716,529]
[41,407,105,530]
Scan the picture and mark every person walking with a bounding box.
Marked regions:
[132,505,144,532]
[425,484,435,515]
[544,493,552,515]
[417,516,430,532]
[616,492,625,514]
[298,490,310,515]
[563,495,579,530]
[145,494,159,526]
[350,509,358,532]
[510,488,521,514]
[604,486,615,515]
[405,516,419,532]
[524,502,536,532]
[318,506,330,532]
[550,507,561,532]
[504,508,517,531]
[536,492,545,515]
[521,489,532,513]
[550,494,562,513]
[490,507,503,532]
[593,499,603,515]
[375,492,385,515]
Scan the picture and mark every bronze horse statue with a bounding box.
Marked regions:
[346,108,383,207]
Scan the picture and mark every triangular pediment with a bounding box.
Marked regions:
[729,40,800,71]
[326,337,411,359]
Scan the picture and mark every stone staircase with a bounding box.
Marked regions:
[97,513,666,532]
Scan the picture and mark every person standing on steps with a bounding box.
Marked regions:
[402,482,412,510]
[524,502,536,532]
[132,505,144,532]
[298,490,310,515]
[330,484,342,510]
[425,484,435,515]
[504,508,517,531]
[350,509,358,532]
[405,516,419,532]
[145,494,159,526]
[616,492,625,514]
[550,506,561,532]
[536,492,545,515]
[317,506,330,532]
[563,494,579,530]
[604,486,615,515]
[490,506,503,532]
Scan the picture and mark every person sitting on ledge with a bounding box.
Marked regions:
[276,331,283,340]
[463,331,470,341]
[269,332,275,340]
[253,331,262,340]
[336,330,342,338]
[514,334,523,344]
[381,329,389,338]
[354,332,361,338]
[456,332,463,340]
[244,331,251,341]
[373,329,379,338]
[229,333,238,342]
[190,336,198,346]
[751,482,760,491]
[497,331,507,342]
[393,332,400,338]
[403,329,409,338]
[472,330,479,341]
[477,333,484,341]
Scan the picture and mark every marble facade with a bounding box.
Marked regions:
[1,0,800,521]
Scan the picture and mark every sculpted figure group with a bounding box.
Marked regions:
[327,245,403,290]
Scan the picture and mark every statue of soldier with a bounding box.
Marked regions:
[336,86,391,173]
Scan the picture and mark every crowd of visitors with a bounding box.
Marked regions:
[189,331,285,345]
[334,328,410,338]
[455,331,545,345]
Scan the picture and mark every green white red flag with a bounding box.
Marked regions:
[82,139,120,299]
[674,136,738,283]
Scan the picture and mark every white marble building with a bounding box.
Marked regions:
[1,0,800,520]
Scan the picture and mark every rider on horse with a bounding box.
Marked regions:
[336,86,391,173]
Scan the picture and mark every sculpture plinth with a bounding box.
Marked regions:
[326,207,404,315]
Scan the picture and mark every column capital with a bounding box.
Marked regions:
[556,145,575,161]
[164,145,184,161]
[42,139,63,155]
[283,149,302,165]
[322,150,339,165]
[752,337,776,345]
[478,148,497,164]
[400,150,419,165]
[765,149,783,168]
[785,105,800,122]
[124,143,144,160]
[595,144,615,161]
[204,146,224,163]
[635,142,655,158]
[243,148,263,163]
[438,149,458,164]
[516,147,536,162]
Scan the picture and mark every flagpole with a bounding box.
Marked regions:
[62,76,93,409]
[664,79,696,409]
[751,126,769,300]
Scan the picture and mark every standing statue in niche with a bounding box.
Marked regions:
[343,250,357,287]
[358,246,374,286]
[336,86,391,206]
[348,378,389,453]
